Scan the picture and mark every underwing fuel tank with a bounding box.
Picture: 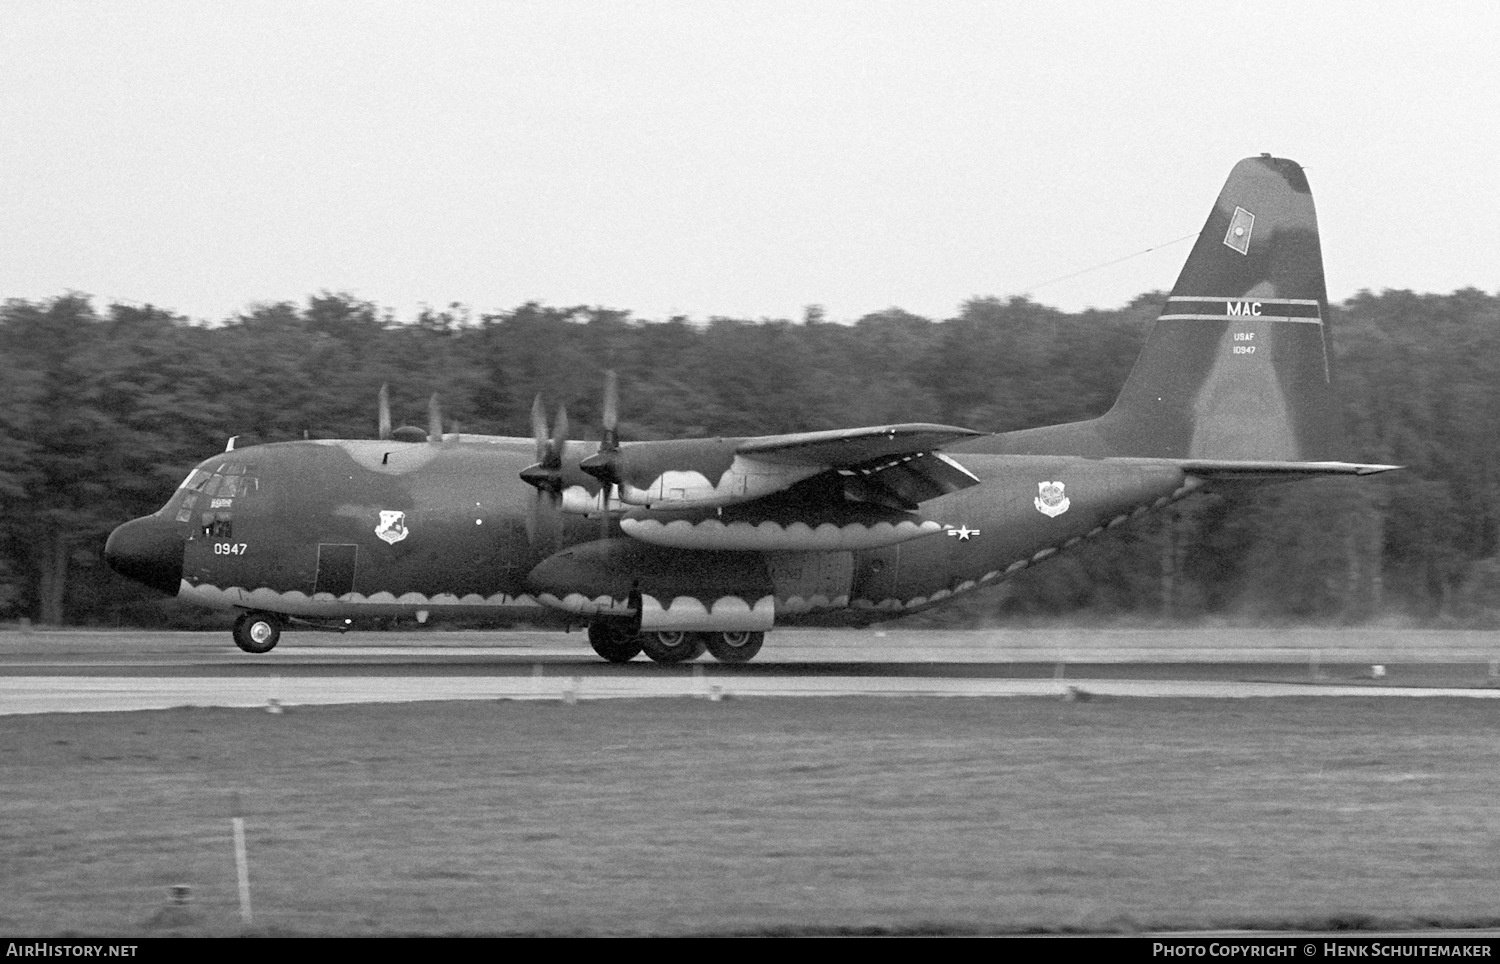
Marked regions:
[618,505,945,552]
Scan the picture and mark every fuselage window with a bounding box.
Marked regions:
[202,512,233,538]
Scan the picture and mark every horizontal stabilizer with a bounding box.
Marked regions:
[1117,458,1401,480]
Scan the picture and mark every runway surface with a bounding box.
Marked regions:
[5,626,1500,715]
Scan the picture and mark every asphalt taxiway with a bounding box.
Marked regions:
[4,626,1500,715]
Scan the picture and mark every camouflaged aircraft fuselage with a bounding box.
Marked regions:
[105,155,1397,660]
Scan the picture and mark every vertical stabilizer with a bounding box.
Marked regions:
[993,155,1350,463]
[1101,155,1346,460]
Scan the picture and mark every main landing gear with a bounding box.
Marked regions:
[232,611,282,654]
[639,630,706,664]
[703,630,763,663]
[587,622,766,664]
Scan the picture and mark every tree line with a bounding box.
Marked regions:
[2,288,1497,627]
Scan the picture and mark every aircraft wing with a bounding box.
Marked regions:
[737,423,985,466]
[741,423,986,511]
[597,423,986,513]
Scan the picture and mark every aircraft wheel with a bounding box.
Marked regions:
[641,630,703,664]
[705,630,764,663]
[233,611,282,654]
[587,621,643,663]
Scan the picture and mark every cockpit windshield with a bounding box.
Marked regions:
[179,469,212,492]
[174,463,258,534]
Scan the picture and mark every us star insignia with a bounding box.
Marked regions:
[946,525,980,541]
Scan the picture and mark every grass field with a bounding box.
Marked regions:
[3,695,1500,936]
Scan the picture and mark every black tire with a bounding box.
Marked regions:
[705,630,764,663]
[233,611,281,654]
[640,630,703,664]
[588,621,643,663]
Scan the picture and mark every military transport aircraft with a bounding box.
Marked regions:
[105,155,1396,663]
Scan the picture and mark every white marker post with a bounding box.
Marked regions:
[231,792,253,928]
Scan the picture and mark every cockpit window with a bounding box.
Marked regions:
[179,469,212,491]
[214,476,256,498]
[175,468,258,525]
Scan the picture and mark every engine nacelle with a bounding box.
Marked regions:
[554,453,820,515]
[616,453,821,510]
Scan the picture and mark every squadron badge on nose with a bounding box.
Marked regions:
[376,510,409,544]
[1034,481,1070,518]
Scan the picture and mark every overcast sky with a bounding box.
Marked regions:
[5,1,1498,324]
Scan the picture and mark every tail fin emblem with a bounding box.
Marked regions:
[1223,206,1255,254]
[1035,482,1070,518]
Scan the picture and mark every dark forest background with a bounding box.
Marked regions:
[3,288,1497,629]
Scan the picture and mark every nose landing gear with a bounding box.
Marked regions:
[232,611,283,654]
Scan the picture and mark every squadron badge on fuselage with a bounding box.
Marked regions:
[375,510,409,544]
[1034,481,1070,518]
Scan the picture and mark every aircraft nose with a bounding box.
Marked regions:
[104,515,184,596]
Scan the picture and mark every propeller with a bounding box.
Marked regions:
[379,385,442,443]
[519,394,570,549]
[579,369,622,539]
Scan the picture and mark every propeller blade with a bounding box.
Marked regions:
[599,370,621,539]
[378,384,392,440]
[601,369,619,452]
[531,394,548,461]
[551,405,569,465]
[526,488,564,554]
[427,394,443,443]
[580,369,624,484]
